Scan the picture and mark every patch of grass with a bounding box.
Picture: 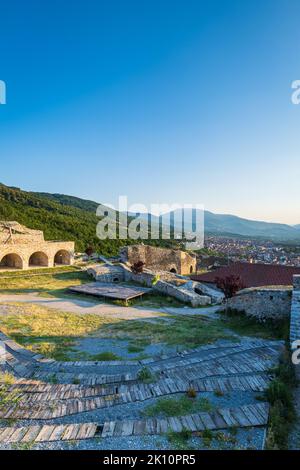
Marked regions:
[186,387,197,398]
[48,374,58,384]
[130,293,185,309]
[0,269,92,298]
[0,266,79,278]
[228,426,238,436]
[0,302,123,360]
[0,372,20,411]
[219,308,289,341]
[200,429,213,448]
[143,396,213,417]
[103,315,233,349]
[0,372,16,386]
[214,389,224,397]
[88,351,122,361]
[265,348,297,449]
[137,367,156,383]
[12,441,35,450]
[127,343,145,353]
[166,428,193,450]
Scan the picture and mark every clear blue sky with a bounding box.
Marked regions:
[0,0,300,224]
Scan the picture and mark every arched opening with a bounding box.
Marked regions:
[170,268,177,274]
[190,265,194,274]
[0,253,23,269]
[54,250,71,265]
[29,252,49,267]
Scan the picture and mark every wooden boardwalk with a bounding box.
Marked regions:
[0,402,269,443]
[0,329,283,445]
[69,282,152,301]
[0,373,271,420]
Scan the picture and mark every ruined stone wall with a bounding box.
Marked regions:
[87,264,125,283]
[0,224,44,245]
[120,264,210,306]
[120,245,196,275]
[227,287,292,321]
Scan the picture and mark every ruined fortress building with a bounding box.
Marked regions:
[120,244,196,276]
[0,222,75,270]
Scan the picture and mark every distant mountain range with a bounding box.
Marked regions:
[129,208,300,242]
[0,182,300,246]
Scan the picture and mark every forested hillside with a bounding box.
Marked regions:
[0,184,178,256]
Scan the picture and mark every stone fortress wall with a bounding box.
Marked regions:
[227,286,292,321]
[0,221,74,270]
[290,275,300,345]
[120,244,196,275]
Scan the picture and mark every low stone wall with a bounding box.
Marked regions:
[154,280,211,307]
[290,275,300,345]
[227,286,292,321]
[87,264,125,283]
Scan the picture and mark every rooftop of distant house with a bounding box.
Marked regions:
[191,262,300,288]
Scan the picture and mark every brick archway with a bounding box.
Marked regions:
[54,249,71,265]
[29,251,49,267]
[0,253,23,269]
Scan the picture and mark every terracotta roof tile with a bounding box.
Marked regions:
[191,262,300,288]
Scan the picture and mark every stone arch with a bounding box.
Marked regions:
[29,251,49,267]
[170,267,177,274]
[0,253,23,269]
[54,249,71,265]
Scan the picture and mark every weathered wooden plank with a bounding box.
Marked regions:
[35,425,56,442]
[48,425,67,442]
[61,424,78,441]
[209,411,227,429]
[76,423,98,440]
[133,420,146,436]
[120,420,134,436]
[101,421,115,438]
[0,427,19,443]
[241,405,263,426]
[168,417,183,433]
[156,418,169,434]
[198,412,216,430]
[217,408,239,427]
[20,425,41,442]
[8,427,28,443]
[230,408,252,427]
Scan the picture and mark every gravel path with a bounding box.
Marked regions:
[0,293,220,319]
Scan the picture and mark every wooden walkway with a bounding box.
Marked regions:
[69,282,152,301]
[0,329,283,445]
[0,402,269,443]
[0,373,271,420]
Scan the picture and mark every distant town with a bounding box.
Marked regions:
[199,235,300,268]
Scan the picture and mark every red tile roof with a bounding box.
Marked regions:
[191,262,300,288]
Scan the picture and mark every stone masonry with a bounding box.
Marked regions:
[120,244,196,275]
[227,286,292,322]
[0,221,74,270]
[290,275,300,345]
